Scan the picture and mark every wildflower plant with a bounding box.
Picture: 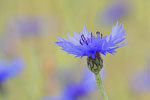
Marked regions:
[56,22,127,100]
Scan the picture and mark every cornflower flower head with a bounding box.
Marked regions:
[56,23,127,73]
[0,57,25,84]
[41,68,105,100]
[56,23,127,58]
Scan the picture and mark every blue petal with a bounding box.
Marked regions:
[56,40,83,57]
[73,31,80,41]
[67,33,79,45]
[100,22,127,54]
[82,25,91,39]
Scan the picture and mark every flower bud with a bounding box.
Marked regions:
[87,51,103,75]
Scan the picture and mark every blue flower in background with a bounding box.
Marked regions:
[16,17,41,37]
[5,17,47,38]
[98,2,131,27]
[41,68,105,100]
[130,59,150,93]
[56,23,127,58]
[0,57,25,84]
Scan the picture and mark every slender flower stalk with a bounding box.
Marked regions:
[95,73,108,100]
[55,22,128,99]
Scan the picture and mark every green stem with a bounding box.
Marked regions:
[95,74,108,100]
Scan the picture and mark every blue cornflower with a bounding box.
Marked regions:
[56,23,127,58]
[16,17,40,37]
[5,17,46,38]
[0,57,25,84]
[130,59,150,93]
[41,68,105,100]
[98,2,131,27]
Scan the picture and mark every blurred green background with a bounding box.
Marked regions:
[0,0,150,100]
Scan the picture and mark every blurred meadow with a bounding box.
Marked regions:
[0,0,150,100]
